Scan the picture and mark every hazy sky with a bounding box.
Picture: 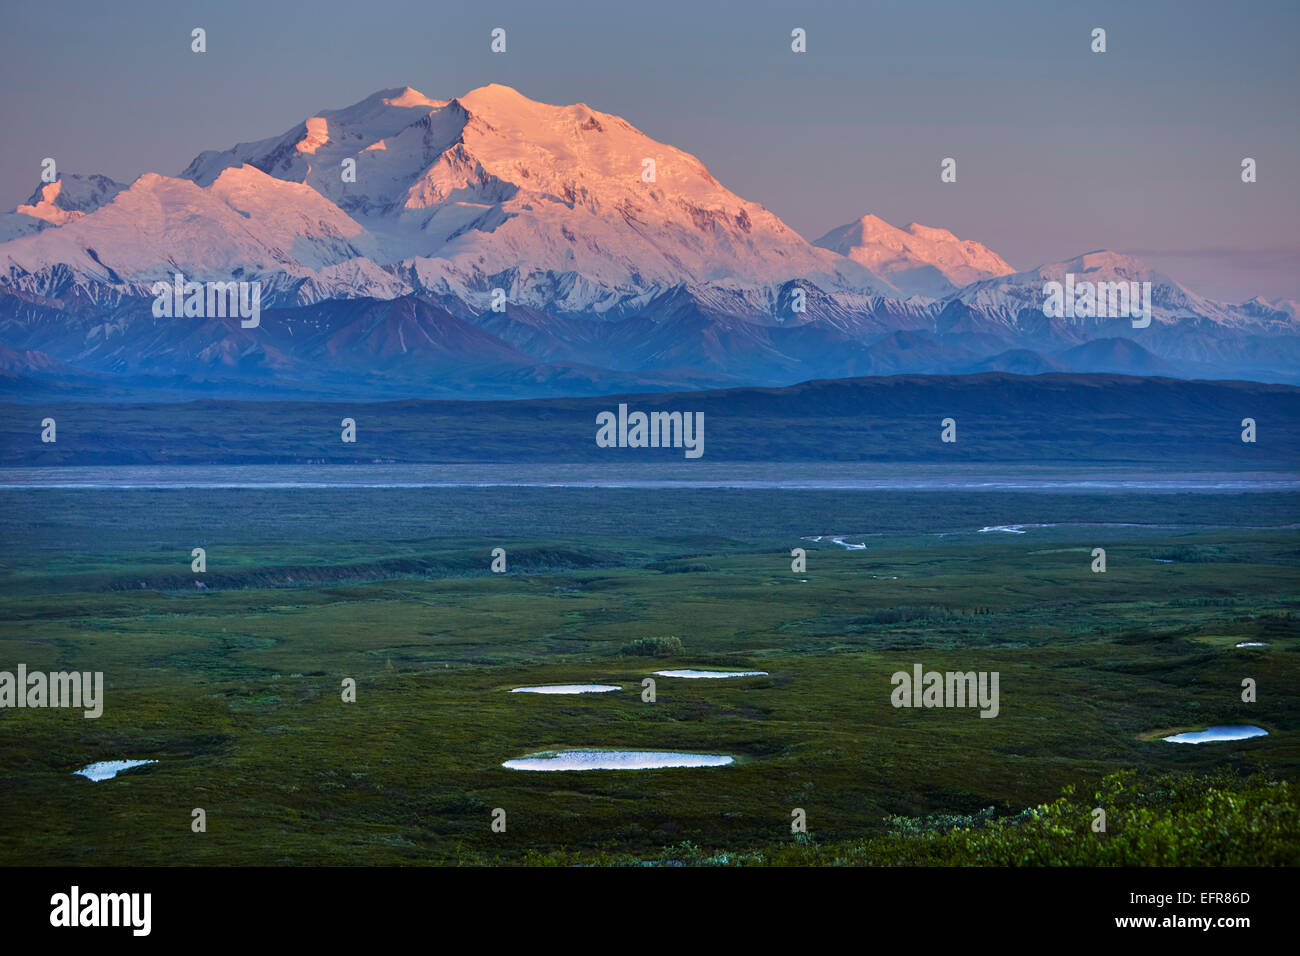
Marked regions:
[2,0,1296,300]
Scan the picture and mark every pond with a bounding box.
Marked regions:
[502,750,733,771]
[509,684,622,694]
[1162,726,1268,744]
[73,759,158,781]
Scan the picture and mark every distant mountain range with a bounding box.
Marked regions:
[4,373,1295,468]
[1,83,1296,400]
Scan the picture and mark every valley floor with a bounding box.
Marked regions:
[0,487,1295,865]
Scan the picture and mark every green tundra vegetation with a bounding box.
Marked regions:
[0,487,1295,865]
[631,770,1300,867]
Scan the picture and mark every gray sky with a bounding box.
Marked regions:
[1,0,1296,300]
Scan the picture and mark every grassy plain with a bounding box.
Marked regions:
[0,488,1295,864]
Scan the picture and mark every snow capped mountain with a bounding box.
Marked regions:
[180,86,453,192]
[927,249,1300,377]
[21,173,126,222]
[412,84,884,296]
[2,84,893,311]
[0,173,127,243]
[0,165,403,304]
[182,83,894,308]
[814,213,1013,297]
[946,249,1262,329]
[0,83,1295,395]
[1242,295,1299,321]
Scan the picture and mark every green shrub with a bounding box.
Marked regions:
[768,769,1300,866]
[539,770,1300,867]
[620,635,684,657]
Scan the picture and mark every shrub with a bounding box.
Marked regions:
[620,635,684,657]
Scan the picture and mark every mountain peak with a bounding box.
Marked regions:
[453,83,594,128]
[379,86,443,109]
[12,173,127,232]
[458,82,531,104]
[1043,249,1157,281]
[209,163,290,190]
[852,213,895,235]
[814,213,1013,297]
